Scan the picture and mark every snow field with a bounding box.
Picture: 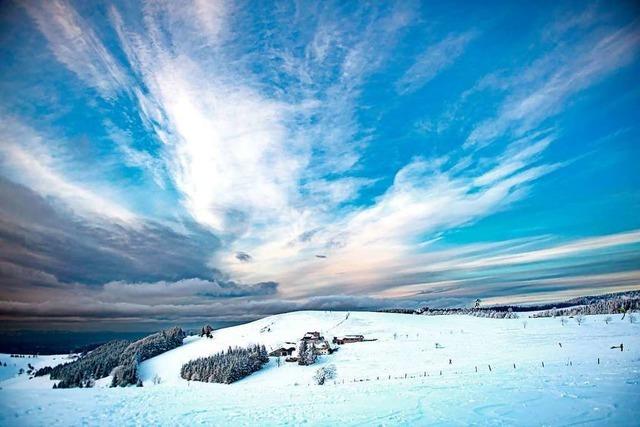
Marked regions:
[1,311,638,425]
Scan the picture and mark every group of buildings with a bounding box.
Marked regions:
[268,331,366,361]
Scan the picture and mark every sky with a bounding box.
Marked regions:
[0,0,639,330]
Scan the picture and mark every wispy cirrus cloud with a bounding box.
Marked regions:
[455,229,640,270]
[0,118,137,224]
[107,1,416,246]
[22,0,130,100]
[465,22,640,148]
[395,31,477,95]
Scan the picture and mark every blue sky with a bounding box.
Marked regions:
[0,0,639,329]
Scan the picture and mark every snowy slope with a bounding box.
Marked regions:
[138,310,638,387]
[1,311,639,426]
[0,353,74,389]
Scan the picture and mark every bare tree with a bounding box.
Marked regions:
[629,313,637,324]
[604,316,612,324]
[575,315,585,325]
[560,318,568,326]
[522,320,528,329]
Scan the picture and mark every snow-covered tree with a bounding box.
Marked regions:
[200,325,214,338]
[297,341,317,366]
[313,364,337,385]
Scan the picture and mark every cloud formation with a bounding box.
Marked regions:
[0,1,638,327]
[22,0,130,99]
[0,178,220,285]
[465,21,639,147]
[396,31,477,94]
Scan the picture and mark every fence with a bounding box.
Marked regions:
[325,357,618,386]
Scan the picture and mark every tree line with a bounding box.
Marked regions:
[380,291,640,317]
[112,327,186,387]
[180,344,269,384]
[416,308,520,319]
[35,327,186,388]
[532,296,640,318]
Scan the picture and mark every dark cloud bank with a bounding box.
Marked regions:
[0,178,399,330]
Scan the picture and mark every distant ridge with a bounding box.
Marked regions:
[380,290,640,315]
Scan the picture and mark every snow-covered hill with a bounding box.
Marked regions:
[0,353,75,389]
[137,310,638,387]
[1,311,639,425]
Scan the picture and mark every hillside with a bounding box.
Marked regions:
[137,310,638,387]
[1,311,639,425]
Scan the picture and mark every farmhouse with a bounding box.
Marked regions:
[332,335,365,345]
[268,346,296,357]
[302,331,321,340]
[299,331,334,355]
[313,341,332,355]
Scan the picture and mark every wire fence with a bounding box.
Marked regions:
[323,356,624,386]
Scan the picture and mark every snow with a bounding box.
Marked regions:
[1,311,639,425]
[0,353,73,389]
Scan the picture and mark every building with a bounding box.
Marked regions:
[313,341,332,355]
[332,335,365,345]
[268,346,296,357]
[302,331,321,341]
[299,331,334,355]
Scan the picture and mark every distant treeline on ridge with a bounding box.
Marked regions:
[380,290,640,316]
